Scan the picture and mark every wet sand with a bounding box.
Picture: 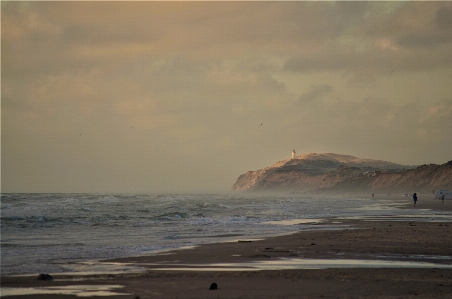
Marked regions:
[2,196,452,298]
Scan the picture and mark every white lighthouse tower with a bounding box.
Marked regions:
[292,149,296,159]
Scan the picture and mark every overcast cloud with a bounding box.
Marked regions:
[2,1,452,193]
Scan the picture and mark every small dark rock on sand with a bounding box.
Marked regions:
[209,283,218,290]
[37,273,53,281]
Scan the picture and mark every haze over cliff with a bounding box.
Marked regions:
[232,153,452,193]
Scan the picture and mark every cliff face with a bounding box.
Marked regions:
[331,162,452,193]
[232,153,452,193]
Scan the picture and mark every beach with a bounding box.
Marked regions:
[2,196,452,298]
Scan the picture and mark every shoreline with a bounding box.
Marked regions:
[2,198,452,298]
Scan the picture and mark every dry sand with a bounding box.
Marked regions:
[2,196,452,299]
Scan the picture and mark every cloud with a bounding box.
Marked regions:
[394,5,452,48]
[436,6,452,30]
[284,56,348,73]
[282,2,452,80]
[5,2,451,82]
[298,84,334,105]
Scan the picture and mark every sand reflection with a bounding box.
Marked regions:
[0,285,129,297]
[151,258,452,271]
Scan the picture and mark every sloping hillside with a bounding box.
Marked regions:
[330,161,452,193]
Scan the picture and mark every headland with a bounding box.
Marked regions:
[232,152,452,194]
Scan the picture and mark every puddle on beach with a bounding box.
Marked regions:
[55,261,146,276]
[341,214,452,222]
[150,258,452,271]
[261,219,325,225]
[4,258,451,296]
[372,254,452,261]
[0,285,129,297]
[7,261,146,279]
[393,214,452,220]
[258,219,350,232]
[354,203,404,211]
[225,238,264,243]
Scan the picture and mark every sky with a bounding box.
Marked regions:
[2,1,452,193]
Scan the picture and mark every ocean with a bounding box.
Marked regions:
[1,193,451,276]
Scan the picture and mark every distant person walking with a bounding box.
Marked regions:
[413,193,418,207]
[442,194,445,204]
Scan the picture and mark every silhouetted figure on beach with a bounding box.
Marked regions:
[413,193,417,207]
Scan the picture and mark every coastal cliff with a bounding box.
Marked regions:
[232,153,452,193]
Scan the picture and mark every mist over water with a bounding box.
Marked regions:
[1,193,450,275]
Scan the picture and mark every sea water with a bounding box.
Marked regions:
[1,193,451,275]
